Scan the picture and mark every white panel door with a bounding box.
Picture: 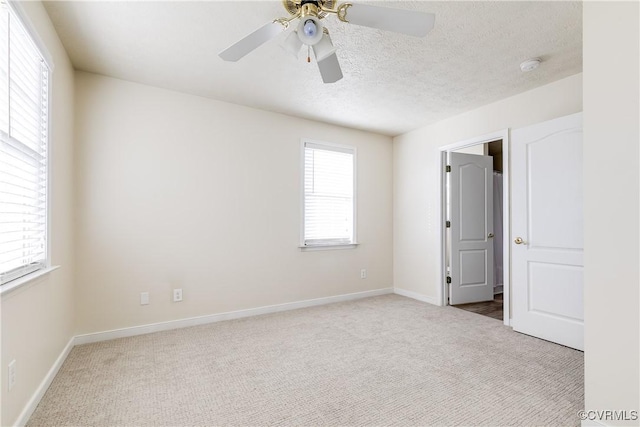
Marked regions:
[448,152,495,305]
[511,112,583,350]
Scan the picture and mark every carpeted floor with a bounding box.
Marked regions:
[27,295,583,426]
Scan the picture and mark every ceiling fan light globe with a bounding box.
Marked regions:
[297,16,323,45]
[303,21,317,37]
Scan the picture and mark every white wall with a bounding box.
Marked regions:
[74,72,393,335]
[0,2,76,426]
[584,3,639,425]
[393,73,582,302]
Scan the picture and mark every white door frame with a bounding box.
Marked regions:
[438,129,511,326]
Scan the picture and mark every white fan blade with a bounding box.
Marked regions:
[317,52,343,83]
[282,30,303,58]
[313,30,336,62]
[219,21,285,62]
[346,4,435,37]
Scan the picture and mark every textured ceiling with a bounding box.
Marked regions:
[43,1,582,136]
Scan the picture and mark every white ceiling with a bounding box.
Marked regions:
[43,1,582,136]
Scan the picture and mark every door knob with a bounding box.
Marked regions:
[488,233,494,238]
[514,237,526,245]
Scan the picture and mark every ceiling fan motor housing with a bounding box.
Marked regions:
[300,0,320,22]
[282,0,335,19]
[300,1,319,8]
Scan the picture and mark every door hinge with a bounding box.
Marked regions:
[446,276,452,284]
[446,221,451,228]
[446,165,451,172]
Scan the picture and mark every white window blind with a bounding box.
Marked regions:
[303,141,355,246]
[0,1,50,285]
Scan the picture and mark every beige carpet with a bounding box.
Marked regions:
[27,295,583,426]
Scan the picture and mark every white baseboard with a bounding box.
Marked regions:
[14,337,74,427]
[75,287,393,345]
[393,287,440,306]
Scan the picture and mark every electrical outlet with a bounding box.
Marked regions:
[140,292,149,305]
[8,360,16,391]
[360,269,367,279]
[173,288,183,302]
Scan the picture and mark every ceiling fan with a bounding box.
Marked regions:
[219,0,435,84]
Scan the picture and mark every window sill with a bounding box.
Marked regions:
[299,243,359,252]
[0,266,60,296]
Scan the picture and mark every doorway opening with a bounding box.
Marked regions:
[438,130,510,326]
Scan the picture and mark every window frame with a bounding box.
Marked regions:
[300,138,358,251]
[0,0,55,293]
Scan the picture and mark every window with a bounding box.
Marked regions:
[0,2,51,285]
[302,140,356,248]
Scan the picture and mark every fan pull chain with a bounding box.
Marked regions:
[307,45,311,63]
